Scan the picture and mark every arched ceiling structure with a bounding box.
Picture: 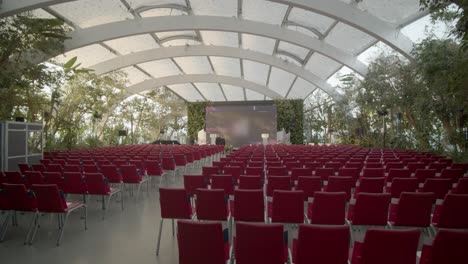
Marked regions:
[0,0,429,102]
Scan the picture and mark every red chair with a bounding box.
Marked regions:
[267,166,288,177]
[315,168,335,181]
[195,189,230,224]
[453,177,468,194]
[211,175,235,196]
[46,164,63,173]
[238,175,262,190]
[421,178,452,200]
[63,165,80,173]
[362,168,384,178]
[30,184,87,246]
[202,166,219,182]
[293,225,349,264]
[18,163,30,175]
[32,164,46,173]
[0,184,38,243]
[266,176,291,197]
[156,188,193,255]
[25,171,44,185]
[63,172,88,197]
[308,192,347,225]
[183,175,208,198]
[387,178,419,198]
[389,192,435,228]
[407,162,426,173]
[419,229,468,264]
[269,190,304,224]
[85,173,123,219]
[385,162,404,172]
[101,165,123,185]
[326,176,354,201]
[177,220,229,264]
[145,160,163,183]
[440,168,464,183]
[429,163,448,173]
[386,168,411,183]
[4,171,26,185]
[82,165,99,173]
[351,228,420,264]
[173,154,188,174]
[231,189,265,223]
[432,194,468,229]
[354,177,384,197]
[223,166,242,180]
[347,193,391,226]
[161,156,177,179]
[290,168,313,182]
[120,165,149,200]
[295,176,321,200]
[414,169,436,184]
[234,222,286,264]
[324,162,341,171]
[244,167,263,177]
[43,172,64,190]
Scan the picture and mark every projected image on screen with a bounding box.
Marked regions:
[206,104,277,147]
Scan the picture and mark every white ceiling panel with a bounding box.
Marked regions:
[325,22,376,54]
[195,83,226,101]
[156,30,197,39]
[162,39,201,47]
[221,85,245,101]
[168,83,205,102]
[305,53,342,79]
[209,57,241,77]
[278,41,309,59]
[104,34,158,55]
[245,89,265,101]
[242,34,276,55]
[243,60,269,85]
[357,0,422,24]
[243,0,289,25]
[50,0,133,28]
[139,8,187,17]
[200,31,238,47]
[269,67,296,97]
[287,78,316,99]
[118,66,151,87]
[286,25,321,39]
[288,7,336,34]
[190,0,237,17]
[173,57,213,74]
[276,54,302,66]
[53,44,117,68]
[127,0,187,8]
[137,59,182,78]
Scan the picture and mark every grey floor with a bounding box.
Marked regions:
[0,162,207,264]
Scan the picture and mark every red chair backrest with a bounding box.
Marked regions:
[18,163,30,175]
[32,164,46,173]
[63,165,80,173]
[5,171,24,184]
[161,157,175,170]
[223,166,242,180]
[271,190,304,223]
[267,166,288,177]
[296,176,322,199]
[233,189,264,222]
[159,188,192,219]
[315,168,335,181]
[337,167,360,182]
[145,160,162,176]
[290,168,313,181]
[101,165,122,183]
[25,171,44,185]
[440,168,464,183]
[195,189,228,221]
[120,165,142,183]
[32,184,67,212]
[362,168,384,178]
[357,177,384,194]
[82,165,99,173]
[183,175,208,196]
[235,223,285,264]
[422,178,452,199]
[390,178,419,198]
[85,173,111,195]
[422,229,468,264]
[238,175,262,190]
[3,183,37,211]
[436,194,468,228]
[266,176,291,197]
[310,192,347,225]
[295,225,349,264]
[46,164,63,173]
[351,193,391,225]
[177,220,226,264]
[357,228,420,264]
[43,172,64,189]
[211,175,235,196]
[202,166,219,181]
[326,176,354,200]
[244,167,263,177]
[63,172,87,194]
[387,169,411,183]
[393,192,435,227]
[454,178,468,194]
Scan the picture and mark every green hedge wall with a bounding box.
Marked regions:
[187,99,304,144]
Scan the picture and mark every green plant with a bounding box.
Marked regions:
[275,99,305,144]
[186,101,209,141]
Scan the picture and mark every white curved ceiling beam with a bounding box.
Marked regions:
[89,45,339,99]
[126,74,284,100]
[56,16,368,76]
[270,0,414,58]
[0,0,76,18]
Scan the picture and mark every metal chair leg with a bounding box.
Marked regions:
[24,212,38,245]
[0,211,12,242]
[172,219,175,237]
[29,213,42,245]
[156,219,164,255]
[56,212,69,246]
[120,191,124,211]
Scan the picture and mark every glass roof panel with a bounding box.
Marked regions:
[401,15,453,43]
[173,57,213,74]
[325,22,376,54]
[53,44,117,68]
[305,53,342,80]
[269,67,296,97]
[286,25,320,39]
[103,34,158,55]
[137,59,182,78]
[156,31,198,39]
[190,0,237,17]
[194,83,226,101]
[357,0,421,24]
[278,41,309,59]
[242,34,276,55]
[50,0,133,28]
[139,8,187,17]
[327,66,355,87]
[200,31,239,48]
[209,57,241,77]
[243,0,289,25]
[276,54,302,66]
[30,9,57,19]
[221,85,245,101]
[128,0,187,8]
[168,83,205,102]
[118,66,151,87]
[358,41,402,65]
[245,89,265,101]
[162,39,201,47]
[287,78,316,99]
[243,60,269,85]
[288,7,336,34]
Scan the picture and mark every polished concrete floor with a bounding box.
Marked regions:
[0,163,206,264]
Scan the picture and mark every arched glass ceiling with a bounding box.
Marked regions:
[0,0,447,102]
